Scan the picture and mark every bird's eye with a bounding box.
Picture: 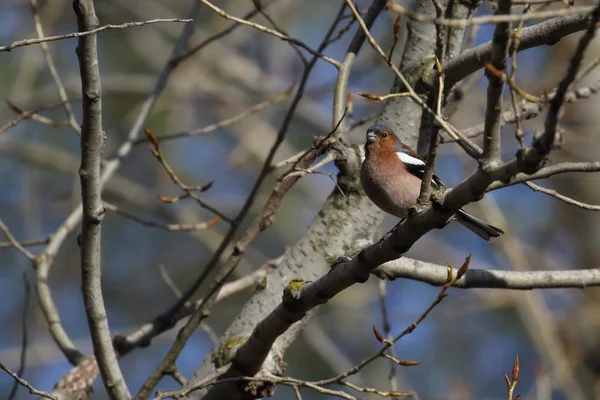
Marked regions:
[381,132,388,138]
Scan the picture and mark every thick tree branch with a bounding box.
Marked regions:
[373,258,600,289]
[444,11,594,85]
[34,3,202,380]
[488,161,600,190]
[73,0,130,398]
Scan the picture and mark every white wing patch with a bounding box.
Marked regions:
[396,151,425,166]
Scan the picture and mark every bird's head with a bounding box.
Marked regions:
[365,124,400,153]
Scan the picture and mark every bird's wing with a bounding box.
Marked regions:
[396,151,445,190]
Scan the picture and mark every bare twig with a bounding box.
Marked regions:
[283,152,338,179]
[507,6,532,149]
[0,18,192,52]
[198,0,341,68]
[356,91,411,102]
[174,0,279,64]
[0,361,57,400]
[454,81,600,142]
[314,258,469,387]
[525,182,600,211]
[539,3,600,160]
[104,202,222,231]
[0,236,50,250]
[5,101,70,128]
[73,0,130,398]
[144,128,232,223]
[30,0,81,135]
[157,264,183,298]
[161,374,358,400]
[0,219,35,260]
[253,0,308,65]
[376,281,399,394]
[0,99,73,136]
[8,274,31,400]
[136,85,294,145]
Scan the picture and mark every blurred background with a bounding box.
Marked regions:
[1,0,600,399]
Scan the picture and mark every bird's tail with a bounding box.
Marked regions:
[456,209,504,241]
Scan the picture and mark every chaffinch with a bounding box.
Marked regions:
[360,124,504,241]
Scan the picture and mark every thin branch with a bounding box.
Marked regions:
[525,182,600,211]
[482,0,511,165]
[283,151,338,179]
[0,18,192,52]
[488,161,600,190]
[356,91,411,102]
[161,374,358,400]
[0,99,73,136]
[73,0,130,398]
[376,281,399,394]
[8,274,31,400]
[198,0,341,68]
[454,81,600,142]
[104,202,222,231]
[157,264,183,298]
[5,101,70,128]
[30,0,81,135]
[0,219,35,260]
[253,0,308,65]
[135,85,294,145]
[539,3,600,160]
[373,257,600,289]
[0,236,50,250]
[174,0,279,64]
[0,361,57,400]
[507,7,531,149]
[144,128,232,223]
[332,0,387,132]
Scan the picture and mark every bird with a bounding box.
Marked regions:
[360,124,504,241]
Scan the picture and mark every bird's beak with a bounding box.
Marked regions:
[366,132,377,143]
